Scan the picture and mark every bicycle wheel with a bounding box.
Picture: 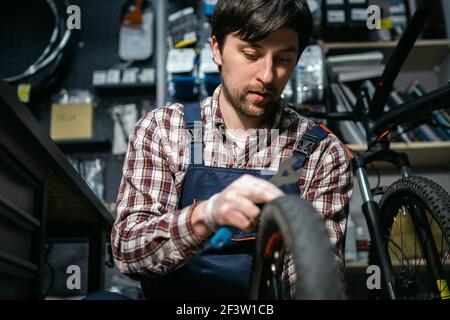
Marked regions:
[249,195,343,300]
[370,176,450,300]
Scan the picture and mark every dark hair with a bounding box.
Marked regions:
[211,0,313,60]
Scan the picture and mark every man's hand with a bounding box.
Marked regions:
[191,174,284,238]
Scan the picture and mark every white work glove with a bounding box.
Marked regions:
[202,174,284,233]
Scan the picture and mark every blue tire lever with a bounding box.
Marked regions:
[210,226,234,249]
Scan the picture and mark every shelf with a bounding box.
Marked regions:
[323,39,450,71]
[55,139,112,154]
[346,141,450,168]
[323,39,450,50]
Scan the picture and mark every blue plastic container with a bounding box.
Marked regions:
[203,74,221,96]
[204,2,216,16]
[171,76,198,101]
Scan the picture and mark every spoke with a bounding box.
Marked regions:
[400,206,405,267]
[426,210,436,299]
[438,232,450,297]
[412,242,425,287]
[442,249,449,265]
[423,208,449,298]
[408,202,432,297]
[386,236,414,274]
[439,230,444,261]
[408,203,425,280]
[414,209,418,264]
[272,274,279,300]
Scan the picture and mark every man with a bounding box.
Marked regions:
[112,0,353,299]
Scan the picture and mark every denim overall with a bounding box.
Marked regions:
[142,103,328,299]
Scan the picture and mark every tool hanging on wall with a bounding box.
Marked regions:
[119,0,154,61]
[110,104,139,155]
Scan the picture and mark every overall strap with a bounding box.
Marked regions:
[291,125,329,171]
[183,102,204,165]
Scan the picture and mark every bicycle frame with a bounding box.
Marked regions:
[367,0,441,121]
[302,0,449,299]
[352,0,448,142]
[371,84,450,136]
[350,0,449,299]
[307,0,450,144]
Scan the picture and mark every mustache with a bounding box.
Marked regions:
[245,85,275,95]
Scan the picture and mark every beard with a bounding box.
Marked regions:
[221,76,279,121]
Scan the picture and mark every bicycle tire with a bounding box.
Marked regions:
[369,176,450,299]
[249,195,343,300]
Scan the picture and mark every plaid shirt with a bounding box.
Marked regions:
[112,85,353,298]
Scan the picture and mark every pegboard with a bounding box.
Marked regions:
[63,0,134,89]
[1,0,209,204]
[1,0,159,203]
[61,0,159,203]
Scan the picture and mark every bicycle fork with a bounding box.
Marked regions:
[355,165,397,299]
[353,153,397,299]
[409,192,450,299]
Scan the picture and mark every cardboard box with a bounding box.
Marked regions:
[50,103,93,140]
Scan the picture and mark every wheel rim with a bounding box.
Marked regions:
[255,230,285,300]
[386,197,450,299]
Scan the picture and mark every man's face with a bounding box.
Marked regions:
[211,27,299,119]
